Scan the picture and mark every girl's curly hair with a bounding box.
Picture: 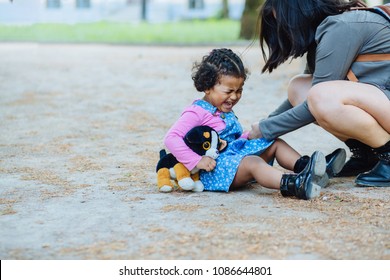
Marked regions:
[192,48,248,92]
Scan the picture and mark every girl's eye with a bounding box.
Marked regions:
[202,142,211,150]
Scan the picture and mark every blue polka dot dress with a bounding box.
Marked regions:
[194,100,274,192]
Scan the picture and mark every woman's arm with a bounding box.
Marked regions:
[258,101,316,140]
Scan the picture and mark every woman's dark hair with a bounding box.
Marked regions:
[192,48,248,92]
[258,0,366,73]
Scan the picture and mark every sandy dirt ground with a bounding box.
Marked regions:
[0,43,389,260]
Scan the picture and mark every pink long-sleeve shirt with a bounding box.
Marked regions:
[164,101,249,171]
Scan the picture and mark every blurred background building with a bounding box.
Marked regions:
[0,0,386,25]
[0,0,245,24]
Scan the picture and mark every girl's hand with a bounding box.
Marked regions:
[196,156,216,172]
[248,122,263,139]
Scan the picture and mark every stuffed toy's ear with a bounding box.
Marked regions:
[184,126,207,155]
[184,126,220,157]
[184,126,206,143]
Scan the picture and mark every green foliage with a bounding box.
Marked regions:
[0,20,244,44]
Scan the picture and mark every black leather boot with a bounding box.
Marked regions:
[293,148,346,188]
[336,139,378,177]
[355,141,390,187]
[281,151,326,200]
[293,155,310,173]
[325,148,347,177]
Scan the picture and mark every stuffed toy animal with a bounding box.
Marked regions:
[156,125,227,193]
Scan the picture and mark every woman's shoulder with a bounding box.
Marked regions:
[320,10,388,28]
[316,10,387,42]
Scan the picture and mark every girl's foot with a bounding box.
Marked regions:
[281,151,326,200]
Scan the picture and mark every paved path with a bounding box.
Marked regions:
[0,44,389,259]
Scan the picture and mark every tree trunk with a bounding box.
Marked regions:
[239,0,265,40]
[141,0,147,21]
[221,0,229,19]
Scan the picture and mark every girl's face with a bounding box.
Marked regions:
[204,75,244,113]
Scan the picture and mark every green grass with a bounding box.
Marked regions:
[0,20,244,44]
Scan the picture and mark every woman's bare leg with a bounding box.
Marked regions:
[307,81,390,148]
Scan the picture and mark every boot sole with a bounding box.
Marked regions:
[355,180,390,188]
[315,172,329,188]
[327,148,347,177]
[314,152,326,176]
[306,151,326,199]
[316,149,347,188]
[307,183,322,199]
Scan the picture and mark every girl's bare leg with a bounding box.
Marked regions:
[231,151,325,199]
[231,156,282,189]
[308,81,390,148]
[231,140,302,189]
[260,139,301,171]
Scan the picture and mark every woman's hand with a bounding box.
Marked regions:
[196,156,216,172]
[248,122,263,139]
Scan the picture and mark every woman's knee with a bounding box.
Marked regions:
[287,74,312,106]
[307,82,338,119]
